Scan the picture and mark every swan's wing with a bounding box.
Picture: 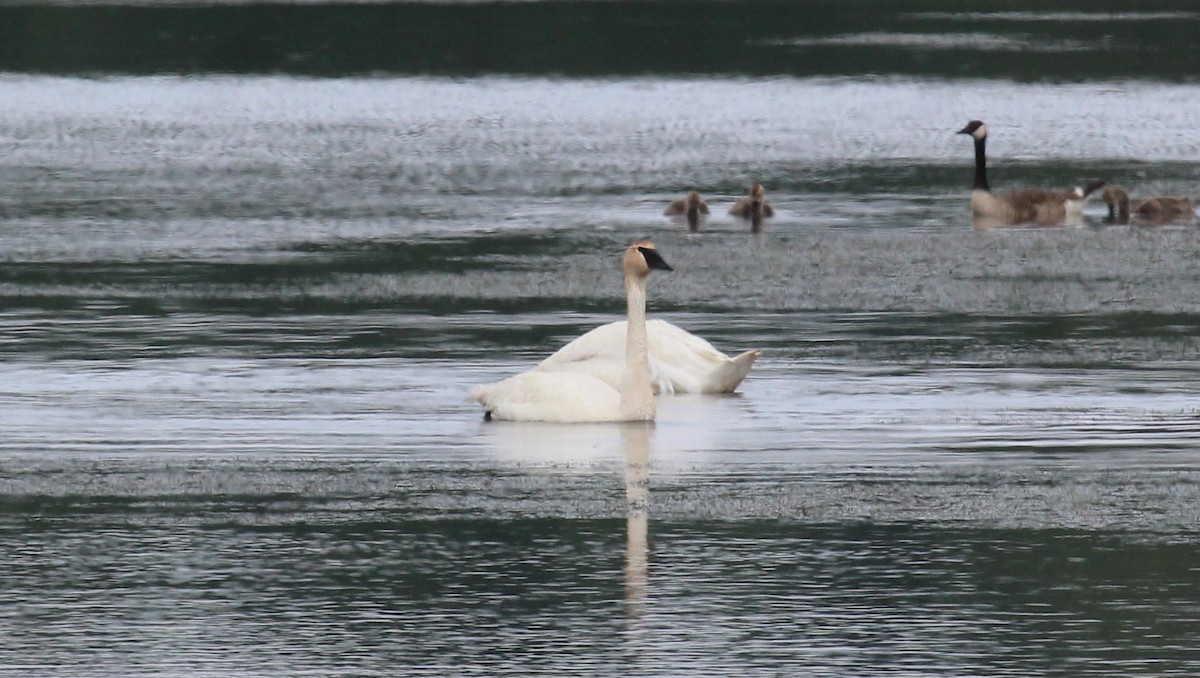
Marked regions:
[537,353,629,390]
[469,371,621,423]
[646,319,729,361]
[703,349,760,393]
[532,320,758,395]
[535,321,627,378]
[644,320,735,393]
[645,320,760,393]
[535,321,675,394]
[663,198,686,216]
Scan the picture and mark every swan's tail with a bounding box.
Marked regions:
[705,350,760,393]
[468,383,501,420]
[467,383,493,404]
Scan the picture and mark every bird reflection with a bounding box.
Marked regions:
[622,423,652,618]
[971,213,1087,231]
[473,418,654,618]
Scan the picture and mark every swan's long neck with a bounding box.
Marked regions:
[620,272,654,420]
[972,135,990,192]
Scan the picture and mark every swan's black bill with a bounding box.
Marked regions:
[638,247,673,271]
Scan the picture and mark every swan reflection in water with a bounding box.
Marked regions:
[474,420,655,619]
[622,423,652,619]
[971,212,1089,231]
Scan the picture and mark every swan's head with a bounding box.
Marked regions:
[625,240,673,278]
[958,120,987,141]
[686,190,702,207]
[750,183,766,201]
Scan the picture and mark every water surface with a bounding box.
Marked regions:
[3,3,1200,675]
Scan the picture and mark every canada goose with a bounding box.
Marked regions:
[469,241,673,423]
[957,120,1105,226]
[535,318,760,394]
[729,182,775,230]
[664,190,710,231]
[1101,185,1196,224]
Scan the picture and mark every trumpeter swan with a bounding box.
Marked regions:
[535,319,759,394]
[1101,185,1196,224]
[664,190,710,231]
[957,120,1105,226]
[468,241,673,423]
[729,183,774,230]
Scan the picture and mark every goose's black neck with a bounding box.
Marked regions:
[972,136,990,191]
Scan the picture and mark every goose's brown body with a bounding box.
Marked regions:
[958,120,1103,226]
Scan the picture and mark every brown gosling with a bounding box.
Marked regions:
[728,182,775,230]
[1101,185,1196,225]
[664,190,710,231]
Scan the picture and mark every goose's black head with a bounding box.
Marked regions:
[958,120,987,140]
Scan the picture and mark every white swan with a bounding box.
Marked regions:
[534,319,759,394]
[957,120,1105,226]
[468,241,673,423]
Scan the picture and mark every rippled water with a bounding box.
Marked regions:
[4,3,1200,675]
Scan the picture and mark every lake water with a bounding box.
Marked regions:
[3,2,1200,676]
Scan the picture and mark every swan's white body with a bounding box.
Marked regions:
[535,319,759,394]
[469,242,670,423]
[468,370,627,423]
